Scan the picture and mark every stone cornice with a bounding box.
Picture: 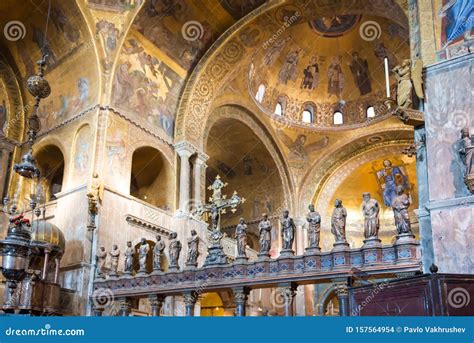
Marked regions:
[125,214,171,237]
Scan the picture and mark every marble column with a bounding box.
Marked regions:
[183,291,197,317]
[193,153,208,208]
[294,218,306,315]
[54,258,60,284]
[233,287,249,316]
[149,294,165,316]
[278,283,297,316]
[175,143,194,214]
[118,297,131,316]
[333,281,349,316]
[42,249,50,280]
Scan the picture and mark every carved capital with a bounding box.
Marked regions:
[183,291,198,305]
[233,287,249,304]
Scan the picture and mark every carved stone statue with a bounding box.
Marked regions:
[459,127,474,176]
[96,246,107,277]
[392,59,423,109]
[168,232,182,271]
[186,230,200,268]
[362,192,380,240]
[331,200,347,243]
[124,241,134,275]
[392,186,412,235]
[153,235,165,272]
[258,213,272,258]
[137,238,149,274]
[280,210,295,254]
[306,204,321,250]
[235,218,247,259]
[109,244,120,277]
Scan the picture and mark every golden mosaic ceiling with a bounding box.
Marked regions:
[248,13,410,129]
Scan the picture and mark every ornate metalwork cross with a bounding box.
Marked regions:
[194,175,245,266]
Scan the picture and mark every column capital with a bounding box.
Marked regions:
[183,291,198,305]
[174,141,196,157]
[232,287,250,304]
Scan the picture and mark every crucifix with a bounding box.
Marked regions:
[194,175,245,266]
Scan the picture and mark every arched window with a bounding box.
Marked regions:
[35,145,65,201]
[130,146,173,210]
[255,84,266,103]
[274,102,283,116]
[366,106,375,118]
[302,103,316,123]
[333,111,343,125]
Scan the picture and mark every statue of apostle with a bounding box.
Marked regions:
[169,232,182,270]
[392,186,413,235]
[153,235,165,272]
[258,213,272,256]
[186,230,200,267]
[235,218,247,258]
[459,127,474,177]
[362,193,380,240]
[109,244,120,277]
[280,210,295,252]
[124,241,134,274]
[96,246,107,277]
[331,199,347,242]
[306,204,321,248]
[137,238,150,273]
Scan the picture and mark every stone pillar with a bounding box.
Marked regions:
[294,218,306,315]
[333,280,349,316]
[175,143,194,214]
[118,297,131,316]
[277,283,297,316]
[233,287,249,316]
[54,258,60,284]
[42,249,50,280]
[149,294,165,316]
[193,153,208,208]
[183,291,197,317]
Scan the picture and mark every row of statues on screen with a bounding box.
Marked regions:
[96,187,412,277]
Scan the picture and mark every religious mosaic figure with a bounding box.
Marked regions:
[153,235,165,272]
[278,49,301,84]
[349,52,372,96]
[331,200,347,242]
[235,218,248,258]
[96,246,107,277]
[124,241,134,274]
[459,127,474,176]
[137,238,150,273]
[109,244,120,277]
[186,230,200,267]
[301,56,319,90]
[362,193,380,240]
[327,56,344,96]
[264,36,291,66]
[376,159,409,207]
[392,186,412,235]
[280,210,295,252]
[169,232,182,270]
[306,204,321,248]
[258,213,272,255]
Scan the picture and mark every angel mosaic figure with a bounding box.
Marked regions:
[277,130,329,165]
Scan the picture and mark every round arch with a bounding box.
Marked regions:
[174,0,410,147]
[203,105,294,213]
